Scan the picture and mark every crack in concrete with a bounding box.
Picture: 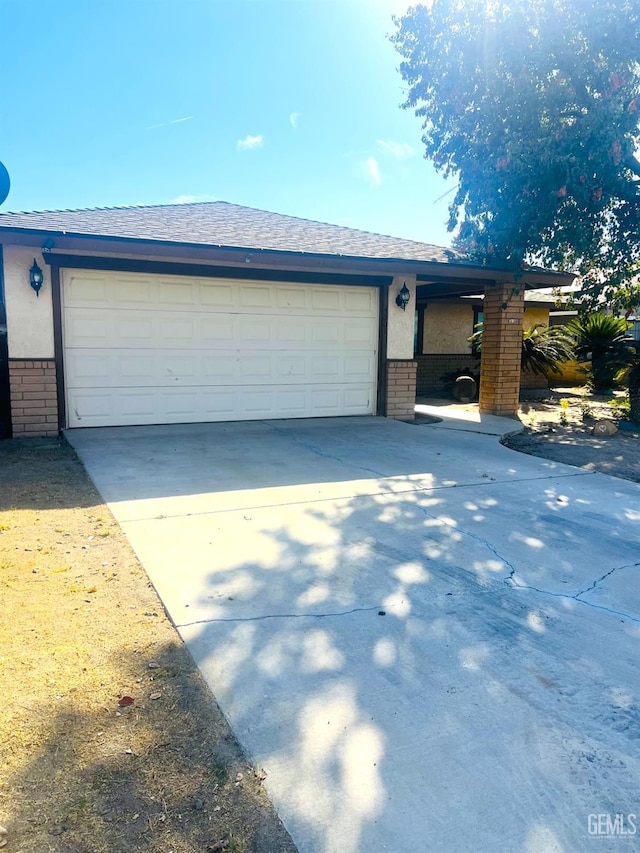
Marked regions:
[574,561,640,599]
[411,498,640,624]
[263,421,391,480]
[410,499,520,578]
[505,561,640,624]
[178,604,386,628]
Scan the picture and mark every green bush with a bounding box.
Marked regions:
[567,315,635,390]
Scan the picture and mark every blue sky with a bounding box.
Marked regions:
[0,0,454,246]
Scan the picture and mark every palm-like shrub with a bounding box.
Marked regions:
[469,323,574,377]
[520,324,576,376]
[616,353,640,424]
[567,315,635,390]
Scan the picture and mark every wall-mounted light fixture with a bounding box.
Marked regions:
[29,258,44,297]
[395,281,411,311]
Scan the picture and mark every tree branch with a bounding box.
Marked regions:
[625,153,640,178]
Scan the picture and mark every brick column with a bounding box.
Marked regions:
[478,282,525,416]
[386,360,417,420]
[9,360,59,437]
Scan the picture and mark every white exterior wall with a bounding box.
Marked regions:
[386,275,416,359]
[4,246,54,358]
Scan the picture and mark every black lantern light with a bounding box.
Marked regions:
[395,281,411,311]
[29,258,44,296]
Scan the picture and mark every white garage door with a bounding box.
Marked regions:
[62,269,378,428]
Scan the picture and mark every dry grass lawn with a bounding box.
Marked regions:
[0,438,296,853]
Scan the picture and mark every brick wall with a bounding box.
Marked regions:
[417,352,551,398]
[478,283,525,416]
[520,367,549,391]
[386,359,417,420]
[416,354,480,395]
[9,360,59,437]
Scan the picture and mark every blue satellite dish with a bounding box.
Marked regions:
[0,162,10,206]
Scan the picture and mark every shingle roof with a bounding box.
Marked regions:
[0,200,465,264]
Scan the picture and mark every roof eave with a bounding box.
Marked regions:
[0,225,576,286]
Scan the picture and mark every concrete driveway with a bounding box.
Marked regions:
[67,415,640,853]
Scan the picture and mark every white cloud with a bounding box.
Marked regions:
[149,116,193,130]
[236,134,264,151]
[289,112,302,129]
[170,194,216,204]
[364,156,381,186]
[376,139,414,158]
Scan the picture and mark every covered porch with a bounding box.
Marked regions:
[400,269,574,419]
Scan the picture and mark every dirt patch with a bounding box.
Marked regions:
[0,438,296,853]
[504,388,640,483]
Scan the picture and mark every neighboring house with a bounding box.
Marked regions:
[415,289,578,396]
[0,201,573,437]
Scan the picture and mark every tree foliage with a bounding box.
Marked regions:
[391,0,640,310]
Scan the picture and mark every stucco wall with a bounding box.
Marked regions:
[523,306,550,328]
[387,275,417,360]
[421,302,552,356]
[3,246,54,358]
[422,302,474,354]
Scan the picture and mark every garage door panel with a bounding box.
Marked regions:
[201,389,237,416]
[66,354,111,382]
[310,289,342,312]
[66,310,378,352]
[238,356,272,379]
[345,289,377,313]
[161,318,197,346]
[311,388,341,410]
[277,320,307,343]
[162,392,199,416]
[65,347,377,388]
[113,278,153,304]
[345,319,378,345]
[343,387,373,410]
[63,271,378,427]
[277,288,307,309]
[238,319,272,344]
[310,356,340,378]
[65,314,112,347]
[64,274,111,304]
[69,391,113,423]
[157,280,198,306]
[202,356,236,379]
[67,382,375,427]
[344,355,375,378]
[200,282,235,307]
[200,317,236,344]
[311,322,340,344]
[239,285,273,308]
[276,356,306,377]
